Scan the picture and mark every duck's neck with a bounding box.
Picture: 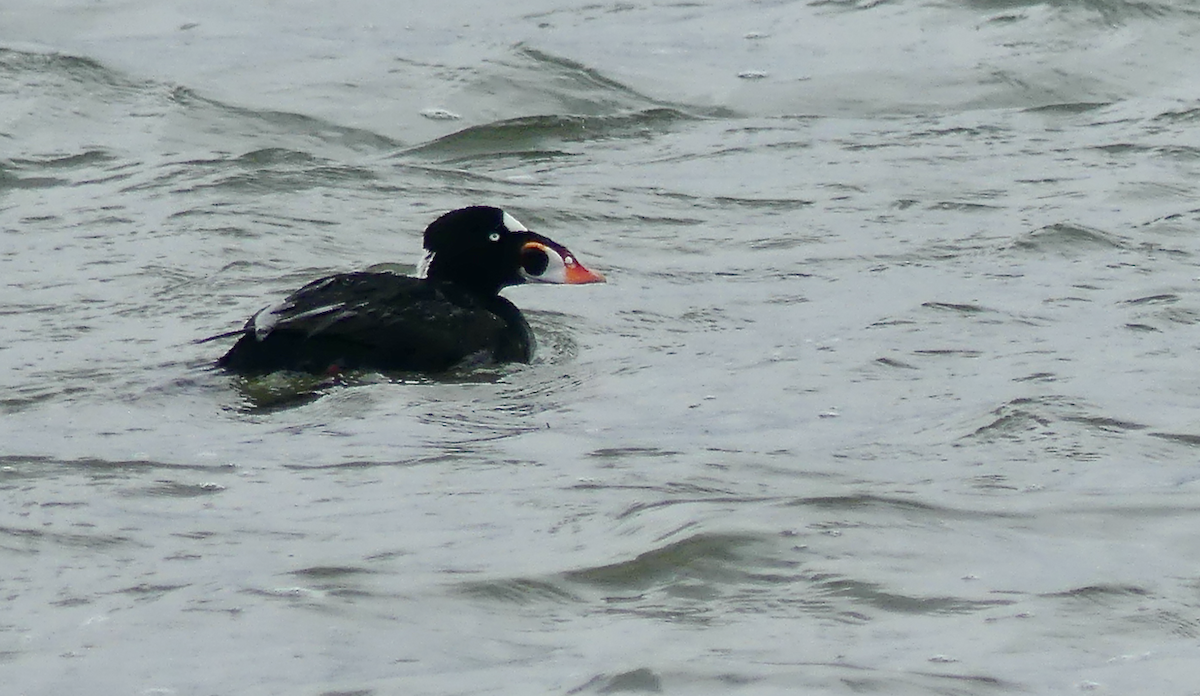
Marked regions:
[421,252,512,298]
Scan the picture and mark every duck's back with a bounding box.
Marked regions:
[217,271,533,374]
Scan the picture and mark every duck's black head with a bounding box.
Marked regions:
[418,206,605,296]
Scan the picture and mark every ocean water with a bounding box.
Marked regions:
[4,1,1200,694]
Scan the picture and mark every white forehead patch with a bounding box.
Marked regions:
[501,211,528,232]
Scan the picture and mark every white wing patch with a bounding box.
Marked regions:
[501,211,528,232]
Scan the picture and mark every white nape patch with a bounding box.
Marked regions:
[501,211,528,232]
[417,249,435,278]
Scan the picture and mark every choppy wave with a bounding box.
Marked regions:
[1007,222,1132,254]
[460,528,1014,622]
[0,47,399,160]
[405,108,696,161]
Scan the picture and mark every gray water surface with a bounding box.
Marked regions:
[4,1,1200,694]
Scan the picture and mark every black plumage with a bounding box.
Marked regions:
[208,206,604,375]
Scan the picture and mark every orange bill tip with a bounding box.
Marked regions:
[563,256,605,284]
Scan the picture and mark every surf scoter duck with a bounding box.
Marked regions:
[207,206,604,375]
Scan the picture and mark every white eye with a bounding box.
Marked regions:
[488,232,501,242]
